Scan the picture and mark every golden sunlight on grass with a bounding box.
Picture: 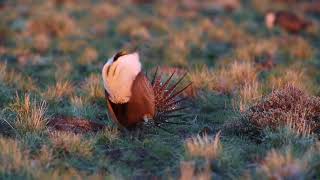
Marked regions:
[234,81,262,112]
[247,85,320,136]
[78,47,98,65]
[186,131,221,160]
[267,68,315,93]
[188,66,215,91]
[9,94,48,133]
[179,161,210,180]
[42,81,74,101]
[0,63,37,91]
[213,61,258,94]
[258,150,306,179]
[50,131,93,157]
[82,74,104,100]
[0,138,29,173]
[26,13,78,38]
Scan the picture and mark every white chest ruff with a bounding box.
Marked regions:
[102,52,141,104]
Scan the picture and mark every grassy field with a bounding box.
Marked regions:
[0,0,320,179]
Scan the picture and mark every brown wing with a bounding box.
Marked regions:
[105,73,155,128]
[105,90,126,129]
[126,72,155,127]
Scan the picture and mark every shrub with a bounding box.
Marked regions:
[246,85,320,136]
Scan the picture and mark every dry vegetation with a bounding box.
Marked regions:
[247,85,320,136]
[0,0,320,179]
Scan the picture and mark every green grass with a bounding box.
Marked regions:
[0,0,320,179]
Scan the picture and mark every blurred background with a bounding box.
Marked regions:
[1,0,320,179]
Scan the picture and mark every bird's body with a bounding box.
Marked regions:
[265,11,311,33]
[105,72,155,128]
[102,51,155,128]
[102,51,190,129]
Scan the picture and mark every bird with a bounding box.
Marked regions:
[265,11,312,33]
[102,51,191,129]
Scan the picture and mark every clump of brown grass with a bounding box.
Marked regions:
[70,95,87,109]
[0,137,29,173]
[92,2,120,19]
[207,18,252,45]
[33,33,51,53]
[42,81,74,101]
[97,127,120,143]
[50,0,76,6]
[58,39,88,53]
[54,61,73,81]
[258,149,306,179]
[186,131,221,160]
[281,36,314,60]
[234,81,262,112]
[213,61,258,94]
[117,17,151,40]
[188,66,214,91]
[26,13,78,38]
[179,161,211,180]
[246,85,320,136]
[9,94,48,133]
[82,74,104,100]
[0,62,37,91]
[268,68,315,94]
[78,47,98,65]
[50,131,93,157]
[234,38,278,62]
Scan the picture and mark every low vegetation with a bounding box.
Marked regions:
[0,0,319,179]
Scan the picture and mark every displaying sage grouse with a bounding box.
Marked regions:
[265,11,312,33]
[102,51,191,129]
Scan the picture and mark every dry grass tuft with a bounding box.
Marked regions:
[259,150,306,179]
[0,137,29,173]
[268,68,315,93]
[234,81,262,112]
[117,17,151,40]
[234,38,278,62]
[82,74,104,100]
[9,94,48,133]
[213,61,258,94]
[26,13,78,38]
[98,127,120,143]
[207,18,251,45]
[247,85,320,136]
[78,47,98,65]
[50,131,93,157]
[54,61,73,81]
[42,81,74,101]
[32,33,51,53]
[186,131,221,160]
[92,2,121,19]
[188,66,215,91]
[70,95,87,109]
[281,37,314,60]
[179,161,210,180]
[0,62,37,91]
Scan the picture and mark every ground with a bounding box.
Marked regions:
[0,0,320,179]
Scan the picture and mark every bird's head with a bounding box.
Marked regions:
[102,51,142,104]
[265,11,276,29]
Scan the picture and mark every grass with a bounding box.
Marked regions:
[9,94,48,134]
[0,0,320,179]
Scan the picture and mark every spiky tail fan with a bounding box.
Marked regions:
[150,67,192,127]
